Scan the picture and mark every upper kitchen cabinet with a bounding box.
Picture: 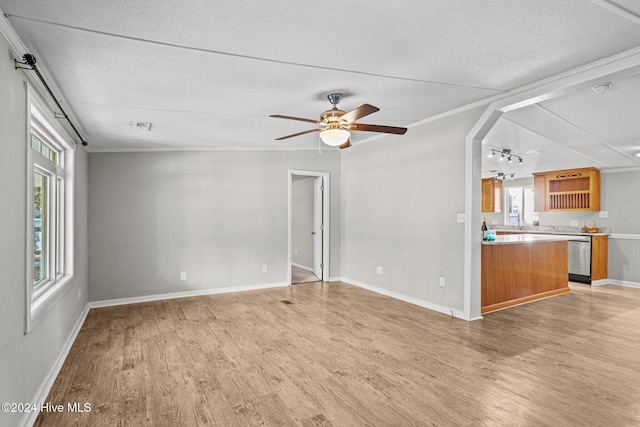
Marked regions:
[482,178,502,213]
[533,167,600,212]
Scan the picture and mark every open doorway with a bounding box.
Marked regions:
[288,170,330,285]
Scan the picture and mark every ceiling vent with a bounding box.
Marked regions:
[132,121,152,131]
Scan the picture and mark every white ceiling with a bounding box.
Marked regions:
[1,0,640,173]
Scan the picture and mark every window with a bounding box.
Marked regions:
[505,186,536,226]
[26,87,74,332]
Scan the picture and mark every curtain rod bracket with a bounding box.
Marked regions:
[15,53,88,147]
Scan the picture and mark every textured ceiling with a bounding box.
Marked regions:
[1,0,640,163]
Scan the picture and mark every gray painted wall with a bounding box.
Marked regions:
[0,39,89,427]
[341,107,485,313]
[88,150,341,301]
[291,177,314,269]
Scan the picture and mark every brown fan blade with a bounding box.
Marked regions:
[348,123,407,135]
[339,139,352,150]
[339,104,380,124]
[275,128,321,140]
[270,114,319,124]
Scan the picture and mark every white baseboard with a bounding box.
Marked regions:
[605,279,640,289]
[19,305,90,427]
[291,262,314,272]
[338,277,467,320]
[88,281,290,309]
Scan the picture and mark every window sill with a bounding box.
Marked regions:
[26,274,74,333]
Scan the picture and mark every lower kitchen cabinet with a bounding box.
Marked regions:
[591,235,608,281]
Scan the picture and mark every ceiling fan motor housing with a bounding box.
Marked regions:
[321,109,346,126]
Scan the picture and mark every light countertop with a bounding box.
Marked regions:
[492,228,609,237]
[482,233,576,245]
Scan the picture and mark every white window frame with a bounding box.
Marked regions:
[504,185,536,226]
[25,86,75,333]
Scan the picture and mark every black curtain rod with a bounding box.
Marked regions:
[15,53,88,146]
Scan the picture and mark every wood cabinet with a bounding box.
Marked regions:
[482,178,502,213]
[591,235,608,281]
[533,167,600,212]
[482,240,570,314]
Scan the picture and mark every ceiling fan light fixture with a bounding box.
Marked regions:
[320,129,350,146]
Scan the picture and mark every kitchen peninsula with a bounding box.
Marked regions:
[482,234,573,314]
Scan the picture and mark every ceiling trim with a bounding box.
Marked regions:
[590,0,640,25]
[499,112,616,169]
[87,146,336,154]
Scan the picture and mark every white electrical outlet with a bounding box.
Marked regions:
[376,266,383,275]
[491,219,498,225]
[599,211,608,219]
[570,220,579,227]
[180,272,187,281]
[263,265,268,273]
[77,289,82,300]
[439,276,445,287]
[456,213,465,223]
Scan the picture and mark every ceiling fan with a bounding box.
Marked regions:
[270,93,407,149]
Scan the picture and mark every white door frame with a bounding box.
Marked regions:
[288,169,330,285]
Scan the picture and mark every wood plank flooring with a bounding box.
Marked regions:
[36,282,640,426]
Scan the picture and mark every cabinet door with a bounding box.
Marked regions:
[591,235,608,281]
[482,179,494,212]
[482,179,502,213]
[533,174,546,212]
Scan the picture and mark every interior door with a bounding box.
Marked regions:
[313,177,324,280]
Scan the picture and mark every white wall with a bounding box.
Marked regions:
[291,177,314,269]
[341,107,485,314]
[88,150,341,301]
[0,36,89,427]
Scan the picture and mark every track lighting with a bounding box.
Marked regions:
[489,172,516,182]
[489,148,523,165]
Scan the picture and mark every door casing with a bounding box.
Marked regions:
[288,170,330,285]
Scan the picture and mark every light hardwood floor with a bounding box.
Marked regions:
[36,282,640,426]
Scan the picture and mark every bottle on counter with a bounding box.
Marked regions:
[481,217,488,240]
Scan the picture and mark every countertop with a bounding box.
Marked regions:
[492,228,609,237]
[482,233,577,245]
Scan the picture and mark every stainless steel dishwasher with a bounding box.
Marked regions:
[568,235,591,284]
